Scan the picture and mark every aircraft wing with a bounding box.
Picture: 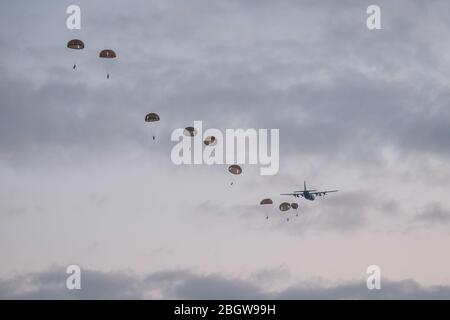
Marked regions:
[280,193,304,197]
[310,190,339,196]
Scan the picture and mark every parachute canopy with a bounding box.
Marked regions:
[204,136,217,146]
[67,39,84,50]
[183,127,197,137]
[145,113,160,122]
[260,198,273,205]
[228,165,242,175]
[291,203,299,210]
[279,202,291,212]
[99,49,117,58]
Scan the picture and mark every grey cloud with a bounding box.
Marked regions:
[0,267,142,300]
[1,206,45,218]
[145,270,266,300]
[2,267,450,299]
[198,191,381,234]
[2,0,450,168]
[414,203,450,225]
[5,207,28,216]
[277,278,450,300]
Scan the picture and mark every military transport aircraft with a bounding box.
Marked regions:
[281,181,338,201]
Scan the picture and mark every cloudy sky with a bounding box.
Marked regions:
[1,0,450,299]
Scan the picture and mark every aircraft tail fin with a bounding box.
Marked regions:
[304,181,306,191]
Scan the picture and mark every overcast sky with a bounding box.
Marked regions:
[1,0,450,299]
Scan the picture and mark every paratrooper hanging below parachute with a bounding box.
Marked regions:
[99,49,117,79]
[145,113,160,140]
[67,39,84,70]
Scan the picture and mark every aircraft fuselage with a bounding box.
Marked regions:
[295,191,315,201]
[303,192,315,201]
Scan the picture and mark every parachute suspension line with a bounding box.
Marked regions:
[260,199,273,221]
[99,49,117,80]
[145,113,160,143]
[228,165,242,187]
[67,39,84,71]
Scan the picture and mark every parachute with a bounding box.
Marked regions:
[260,198,273,219]
[183,127,197,137]
[67,39,84,49]
[228,165,242,175]
[67,39,84,70]
[99,49,117,79]
[291,202,299,216]
[279,202,291,212]
[228,164,242,186]
[260,198,273,205]
[145,113,160,140]
[279,202,291,221]
[204,136,217,146]
[145,113,160,122]
[99,49,116,58]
